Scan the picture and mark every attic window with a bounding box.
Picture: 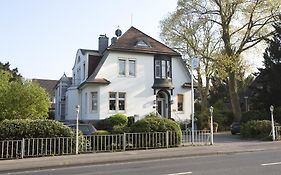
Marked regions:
[135,40,151,48]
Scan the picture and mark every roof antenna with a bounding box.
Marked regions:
[131,13,133,26]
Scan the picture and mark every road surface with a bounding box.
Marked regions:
[2,148,280,175]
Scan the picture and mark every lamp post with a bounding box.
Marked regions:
[270,105,275,141]
[75,105,80,154]
[209,106,214,145]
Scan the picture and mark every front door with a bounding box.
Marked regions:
[156,90,170,117]
[157,98,165,116]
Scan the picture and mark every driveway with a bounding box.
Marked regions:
[214,131,243,143]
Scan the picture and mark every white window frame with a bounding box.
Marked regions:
[91,92,98,113]
[177,94,184,112]
[155,60,161,79]
[128,59,136,77]
[118,59,126,76]
[109,92,126,112]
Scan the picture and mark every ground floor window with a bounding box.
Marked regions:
[91,92,98,112]
[109,92,126,112]
[177,94,184,112]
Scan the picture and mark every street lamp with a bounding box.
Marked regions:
[270,105,275,141]
[209,106,214,145]
[75,105,80,154]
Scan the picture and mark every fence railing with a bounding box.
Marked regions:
[0,130,210,160]
[182,130,211,146]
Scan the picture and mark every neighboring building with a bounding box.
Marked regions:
[55,26,192,122]
[32,79,58,118]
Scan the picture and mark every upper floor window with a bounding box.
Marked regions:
[82,62,86,80]
[154,56,171,79]
[119,59,126,76]
[129,60,136,77]
[118,58,136,77]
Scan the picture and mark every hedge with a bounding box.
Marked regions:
[109,114,128,126]
[0,119,75,140]
[240,120,272,139]
[130,114,182,145]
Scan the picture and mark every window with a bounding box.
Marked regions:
[109,92,126,111]
[161,60,166,78]
[154,58,171,79]
[109,92,117,111]
[85,93,88,113]
[82,63,85,80]
[155,60,161,78]
[119,59,126,76]
[77,67,81,83]
[177,94,184,112]
[118,92,126,111]
[91,92,98,112]
[129,60,136,76]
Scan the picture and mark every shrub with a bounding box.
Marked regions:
[240,120,272,139]
[0,119,74,140]
[111,125,131,134]
[95,118,111,131]
[93,130,111,135]
[241,110,267,123]
[109,114,128,127]
[130,114,182,145]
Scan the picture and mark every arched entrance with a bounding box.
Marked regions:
[156,90,171,118]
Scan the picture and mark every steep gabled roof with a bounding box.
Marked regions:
[32,79,58,96]
[108,26,180,56]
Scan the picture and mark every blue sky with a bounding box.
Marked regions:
[0,0,177,79]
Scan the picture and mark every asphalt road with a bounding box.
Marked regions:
[2,148,281,175]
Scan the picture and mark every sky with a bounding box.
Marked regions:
[0,0,177,80]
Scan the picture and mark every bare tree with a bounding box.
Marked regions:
[160,0,280,121]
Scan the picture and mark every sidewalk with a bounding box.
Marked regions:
[1,140,281,173]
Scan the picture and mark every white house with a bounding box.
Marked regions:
[55,26,192,122]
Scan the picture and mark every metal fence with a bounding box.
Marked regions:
[182,130,211,146]
[0,130,210,160]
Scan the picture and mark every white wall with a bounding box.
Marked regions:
[171,57,192,122]
[96,52,155,119]
[65,87,79,120]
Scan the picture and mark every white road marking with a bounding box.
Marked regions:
[165,172,192,175]
[261,162,281,166]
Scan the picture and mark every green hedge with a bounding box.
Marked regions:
[130,114,182,145]
[240,120,272,139]
[0,119,75,140]
[93,130,111,135]
[109,114,128,126]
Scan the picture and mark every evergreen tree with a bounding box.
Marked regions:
[252,16,281,108]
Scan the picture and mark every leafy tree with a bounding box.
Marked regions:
[0,61,21,82]
[160,0,280,122]
[0,70,50,120]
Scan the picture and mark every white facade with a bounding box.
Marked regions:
[55,27,192,122]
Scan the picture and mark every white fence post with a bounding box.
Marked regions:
[21,138,25,159]
[123,133,126,151]
[166,131,169,148]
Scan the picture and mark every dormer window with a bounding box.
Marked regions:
[135,40,150,48]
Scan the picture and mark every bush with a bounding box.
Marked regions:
[241,110,267,123]
[95,118,111,131]
[0,119,75,140]
[240,120,272,139]
[109,114,128,127]
[93,130,111,135]
[130,114,182,145]
[111,125,131,134]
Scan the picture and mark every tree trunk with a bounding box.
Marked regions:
[228,72,241,122]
